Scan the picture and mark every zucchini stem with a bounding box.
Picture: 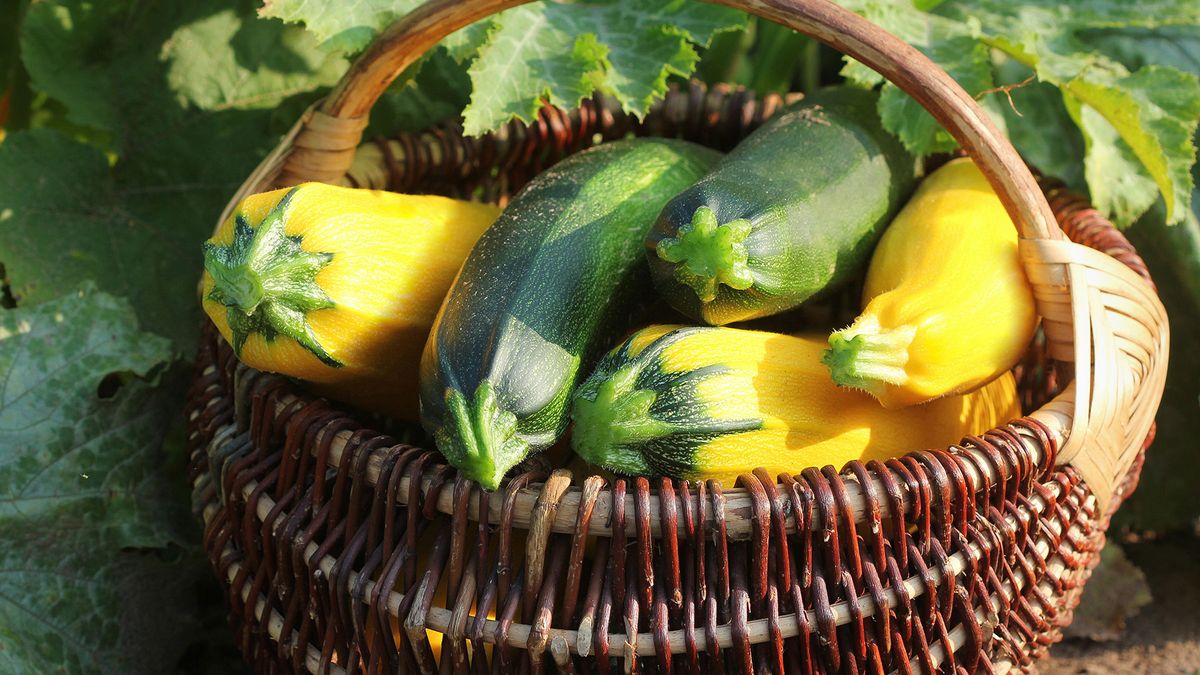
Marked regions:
[656,206,754,302]
[203,188,341,367]
[822,315,916,398]
[436,381,531,491]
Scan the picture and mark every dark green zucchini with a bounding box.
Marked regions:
[419,138,720,489]
[645,87,915,325]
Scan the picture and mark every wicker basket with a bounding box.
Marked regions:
[186,0,1170,672]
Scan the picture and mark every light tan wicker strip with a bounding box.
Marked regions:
[1023,239,1169,508]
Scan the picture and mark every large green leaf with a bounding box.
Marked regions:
[877,35,997,155]
[1083,24,1200,77]
[945,0,1200,33]
[993,65,1087,190]
[0,3,338,664]
[261,0,746,137]
[1065,89,1163,226]
[164,10,346,111]
[259,0,424,53]
[0,124,268,350]
[836,0,1200,226]
[837,0,964,87]
[17,1,129,132]
[257,0,488,66]
[1031,58,1200,226]
[462,1,746,135]
[948,0,1200,225]
[0,285,201,673]
[461,5,607,136]
[0,284,185,547]
[0,522,202,675]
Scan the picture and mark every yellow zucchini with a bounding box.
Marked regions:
[570,325,1020,482]
[201,182,500,420]
[823,158,1038,408]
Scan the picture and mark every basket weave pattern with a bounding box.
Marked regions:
[189,82,1157,673]
[189,1,1169,672]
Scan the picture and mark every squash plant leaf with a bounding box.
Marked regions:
[0,521,205,675]
[877,35,1000,156]
[259,0,425,53]
[838,0,1200,227]
[259,0,486,59]
[1079,24,1200,76]
[988,59,1088,192]
[1064,88,1165,228]
[0,124,269,351]
[164,10,347,111]
[0,1,351,670]
[462,1,746,136]
[0,284,186,549]
[260,0,746,137]
[0,284,202,673]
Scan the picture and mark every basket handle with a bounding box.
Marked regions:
[284,0,1063,243]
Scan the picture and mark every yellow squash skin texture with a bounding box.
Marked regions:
[823,158,1037,408]
[202,183,499,420]
[571,325,1020,483]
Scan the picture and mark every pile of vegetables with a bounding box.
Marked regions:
[204,90,1038,489]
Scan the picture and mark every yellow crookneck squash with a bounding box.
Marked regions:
[823,158,1038,409]
[201,182,500,420]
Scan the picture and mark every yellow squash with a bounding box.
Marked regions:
[201,182,500,420]
[823,158,1037,408]
[570,325,1020,482]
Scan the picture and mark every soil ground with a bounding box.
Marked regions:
[1042,536,1200,674]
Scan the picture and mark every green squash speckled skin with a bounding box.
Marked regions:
[646,87,916,326]
[419,138,720,490]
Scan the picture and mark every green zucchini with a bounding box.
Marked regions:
[419,138,721,489]
[645,87,915,325]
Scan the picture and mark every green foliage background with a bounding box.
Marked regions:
[0,0,1196,671]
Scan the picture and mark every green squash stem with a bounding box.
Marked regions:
[655,206,754,302]
[822,315,916,397]
[436,381,531,490]
[202,187,341,367]
[570,362,673,476]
